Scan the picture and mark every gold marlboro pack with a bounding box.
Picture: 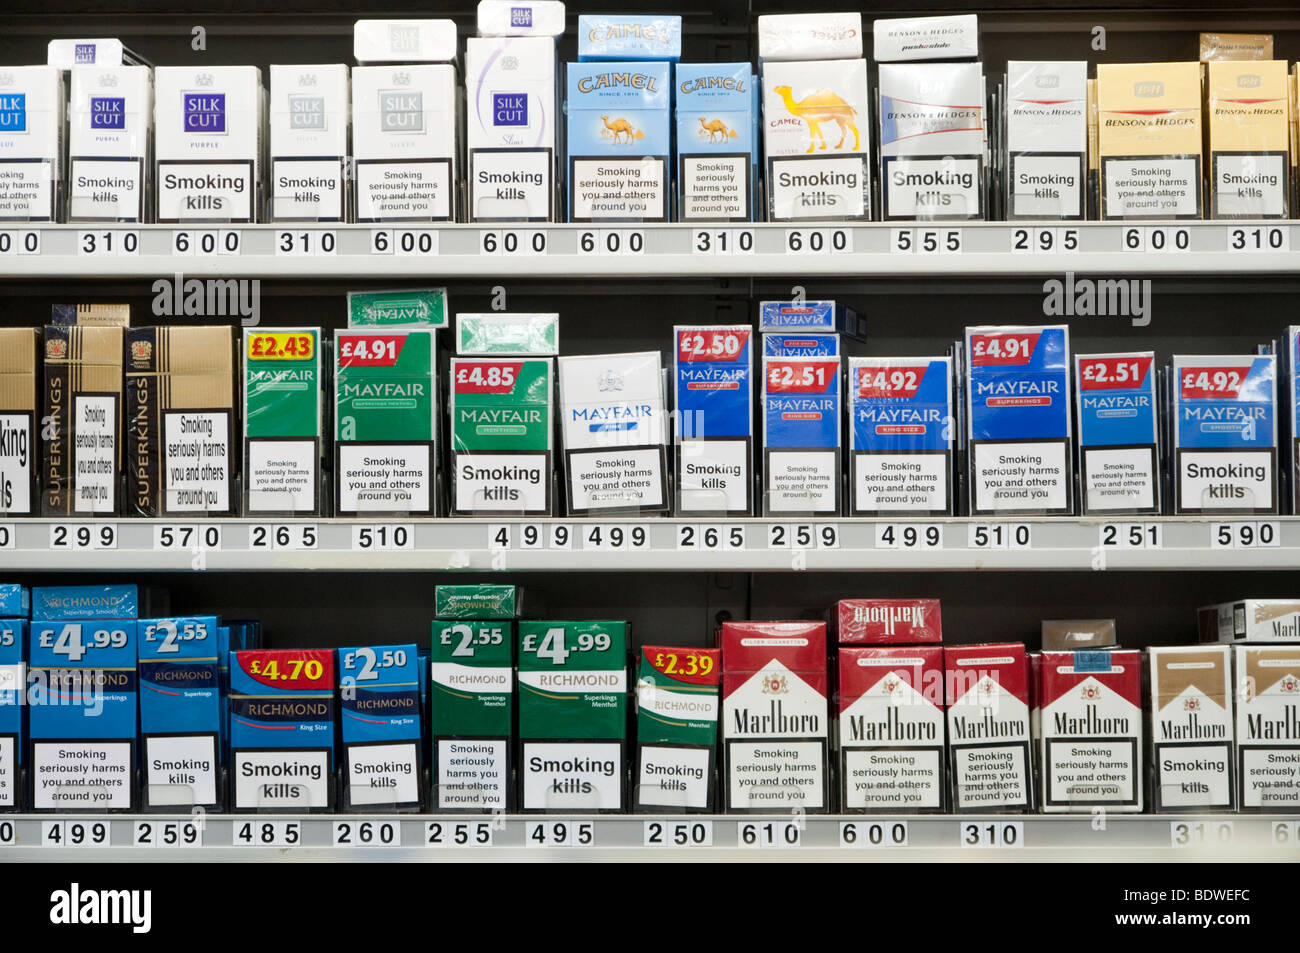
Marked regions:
[1149,646,1235,812]
[1234,645,1300,811]
[0,329,38,515]
[1207,60,1291,219]
[1198,599,1300,643]
[42,325,123,516]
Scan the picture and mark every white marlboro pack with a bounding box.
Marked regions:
[68,66,152,222]
[1040,649,1144,813]
[1235,645,1300,811]
[945,644,1033,812]
[836,599,941,645]
[756,13,863,62]
[0,66,63,222]
[1076,352,1160,515]
[762,354,842,515]
[721,621,828,813]
[1200,599,1300,643]
[1149,646,1235,812]
[873,14,980,63]
[269,64,350,222]
[838,647,946,813]
[1005,61,1088,220]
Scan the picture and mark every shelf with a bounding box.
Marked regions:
[0,516,1294,572]
[0,222,1296,280]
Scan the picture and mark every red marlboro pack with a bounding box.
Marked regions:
[1040,649,1143,813]
[944,643,1032,812]
[837,646,946,813]
[1029,652,1042,807]
[721,621,828,813]
[836,599,942,644]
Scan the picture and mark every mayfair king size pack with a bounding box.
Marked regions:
[1149,645,1235,812]
[1235,645,1300,811]
[1076,352,1160,515]
[674,326,753,516]
[945,644,1033,812]
[762,355,842,515]
[722,621,828,813]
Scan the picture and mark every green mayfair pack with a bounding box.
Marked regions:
[456,313,559,356]
[347,288,448,328]
[635,645,720,811]
[434,584,525,620]
[243,328,323,514]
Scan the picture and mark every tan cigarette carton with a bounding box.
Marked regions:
[1149,645,1235,811]
[42,325,123,516]
[1207,60,1290,218]
[0,329,39,515]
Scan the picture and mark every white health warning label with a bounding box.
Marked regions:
[854,453,947,512]
[338,444,431,513]
[165,411,230,513]
[567,447,664,511]
[571,157,666,220]
[247,439,316,512]
[32,741,133,810]
[1104,158,1199,218]
[728,740,826,810]
[770,156,866,220]
[357,161,451,221]
[973,441,1067,512]
[74,395,116,514]
[438,739,508,811]
[681,155,747,220]
[766,450,837,513]
[1084,447,1156,512]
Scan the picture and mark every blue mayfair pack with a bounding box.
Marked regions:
[675,62,757,221]
[1075,352,1160,515]
[577,15,681,61]
[762,354,842,515]
[759,300,867,342]
[763,333,840,357]
[674,326,753,516]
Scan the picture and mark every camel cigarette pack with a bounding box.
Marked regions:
[450,357,554,515]
[334,329,438,516]
[1172,354,1277,514]
[155,65,263,223]
[1208,60,1291,219]
[722,621,828,813]
[1006,61,1087,220]
[558,351,668,515]
[965,325,1072,515]
[1149,645,1234,811]
[879,63,985,220]
[1235,645,1300,810]
[347,288,448,329]
[850,357,953,515]
[836,599,942,645]
[762,58,870,220]
[635,646,720,811]
[1201,33,1274,62]
[431,616,513,811]
[0,329,38,515]
[68,66,151,222]
[565,61,671,222]
[126,326,235,517]
[353,20,457,64]
[1097,62,1203,219]
[435,584,525,620]
[456,313,558,355]
[0,618,23,808]
[872,14,980,63]
[756,13,863,62]
[763,355,841,515]
[1076,351,1160,515]
[1199,599,1300,643]
[478,1,567,38]
[758,300,867,341]
[269,64,349,222]
[230,649,335,810]
[577,15,681,62]
[764,333,838,357]
[138,615,221,808]
[466,36,557,221]
[1040,649,1143,813]
[0,66,63,222]
[352,64,457,222]
[838,646,945,813]
[518,621,627,811]
[41,325,123,517]
[674,325,753,516]
[243,328,323,515]
[945,644,1033,812]
[29,619,137,810]
[675,63,756,221]
[338,643,422,809]
[32,585,139,622]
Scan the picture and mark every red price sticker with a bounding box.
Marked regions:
[1180,367,1249,399]
[453,361,522,393]
[1078,356,1153,390]
[247,333,315,361]
[677,329,748,362]
[237,650,334,690]
[766,360,837,393]
[338,334,405,366]
[970,333,1040,366]
[857,366,922,398]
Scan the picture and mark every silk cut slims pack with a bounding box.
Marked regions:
[762,356,841,515]
[965,325,1072,515]
[1075,352,1159,515]
[1173,354,1277,514]
[674,326,753,516]
[945,644,1033,812]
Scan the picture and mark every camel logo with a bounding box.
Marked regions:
[762,673,788,695]
[46,338,67,360]
[773,85,859,153]
[597,369,624,392]
[1081,683,1101,700]
[129,340,152,365]
[599,115,644,144]
[1183,696,1201,712]
[696,117,737,143]
[1133,82,1164,98]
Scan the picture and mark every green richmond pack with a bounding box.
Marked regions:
[243,328,323,514]
[347,289,448,329]
[635,645,721,811]
[434,584,526,620]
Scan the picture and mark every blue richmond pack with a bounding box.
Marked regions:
[674,326,753,515]
[1075,352,1160,515]
[28,619,138,741]
[762,354,842,515]
[675,62,757,221]
[31,584,138,621]
[337,644,422,744]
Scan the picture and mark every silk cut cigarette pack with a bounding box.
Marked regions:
[1172,354,1277,514]
[243,328,323,515]
[945,644,1033,812]
[353,20,457,64]
[0,618,24,808]
[1234,645,1300,810]
[965,325,1073,515]
[1075,352,1160,515]
[478,1,567,38]
[675,63,757,221]
[0,66,63,222]
[269,64,350,222]
[722,621,828,813]
[836,599,942,645]
[1149,645,1235,812]
[1200,599,1300,643]
[762,355,841,516]
[838,646,945,813]
[674,326,753,516]
[850,357,953,516]
[635,646,720,812]
[0,329,38,515]
[1005,61,1087,220]
[338,643,422,810]
[1207,60,1291,219]
[1040,649,1143,813]
[68,65,152,222]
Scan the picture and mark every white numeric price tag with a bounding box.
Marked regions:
[479,229,547,256]
[784,227,852,254]
[276,230,337,256]
[333,820,402,847]
[875,523,942,550]
[488,524,512,550]
[78,230,139,256]
[0,819,14,846]
[0,524,14,549]
[960,821,1023,848]
[692,228,755,255]
[249,523,318,550]
[1228,226,1289,253]
[677,524,745,550]
[1211,521,1279,549]
[1124,226,1190,253]
[172,229,241,256]
[967,523,1032,549]
[43,821,110,847]
[1098,523,1162,549]
[351,524,414,551]
[425,820,495,847]
[578,229,645,255]
[370,228,438,256]
[644,820,714,847]
[1271,821,1300,846]
[526,820,593,847]
[133,820,203,847]
[234,820,301,847]
[840,821,909,847]
[0,230,40,255]
[583,524,648,550]
[517,523,545,549]
[548,523,573,550]
[50,523,117,550]
[1011,226,1079,254]
[154,524,222,551]
[739,821,802,847]
[1170,820,1234,847]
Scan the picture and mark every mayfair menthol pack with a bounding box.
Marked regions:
[243,328,323,515]
[28,618,138,811]
[577,15,681,62]
[1076,351,1160,515]
[154,65,263,223]
[478,1,567,38]
[559,351,668,515]
[722,621,828,813]
[450,357,554,515]
[353,19,457,64]
[269,64,350,222]
[518,620,628,812]
[635,646,720,812]
[68,65,151,222]
[0,617,26,809]
[1199,599,1300,643]
[757,13,863,62]
[1172,353,1277,514]
[758,299,867,342]
[0,66,63,222]
[879,62,986,220]
[566,61,672,222]
[0,329,38,515]
[965,325,1073,516]
[945,643,1033,812]
[849,356,953,516]
[674,326,753,516]
[230,649,335,811]
[138,615,222,809]
[873,14,980,63]
[1149,645,1235,812]
[1005,61,1087,220]
[456,313,558,355]
[1207,60,1291,219]
[347,289,448,329]
[335,329,438,516]
[762,355,841,516]
[338,643,423,810]
[675,62,757,221]
[126,326,235,517]
[1234,645,1300,811]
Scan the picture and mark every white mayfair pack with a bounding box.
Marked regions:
[0,66,64,222]
[353,19,457,64]
[352,65,458,222]
[756,13,863,61]
[68,66,151,222]
[154,65,263,223]
[1149,645,1235,812]
[269,64,350,222]
[873,14,980,63]
[1006,61,1087,220]
[477,0,567,37]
